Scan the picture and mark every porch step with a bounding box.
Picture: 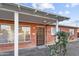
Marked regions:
[37,45,47,49]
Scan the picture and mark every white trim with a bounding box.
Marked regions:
[0,8,57,21]
[0,40,31,45]
[56,20,59,32]
[69,28,75,35]
[14,12,19,56]
[19,26,31,42]
[55,20,59,42]
[0,8,15,12]
[0,24,14,44]
[19,41,31,43]
[0,42,14,44]
[51,27,56,35]
[36,26,46,45]
[19,12,56,21]
[19,25,32,42]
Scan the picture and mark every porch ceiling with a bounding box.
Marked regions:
[0,9,56,25]
[0,3,70,25]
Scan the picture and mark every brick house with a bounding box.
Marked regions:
[0,3,78,52]
[77,29,79,38]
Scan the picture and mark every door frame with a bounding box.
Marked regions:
[36,26,46,46]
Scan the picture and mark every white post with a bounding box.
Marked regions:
[14,12,19,56]
[56,20,59,32]
[56,20,59,42]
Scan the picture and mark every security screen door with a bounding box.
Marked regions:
[36,27,45,46]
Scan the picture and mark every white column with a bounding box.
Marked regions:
[14,12,19,56]
[56,20,59,32]
[55,20,59,42]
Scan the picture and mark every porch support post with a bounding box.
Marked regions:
[56,20,59,42]
[14,12,19,56]
[56,20,59,32]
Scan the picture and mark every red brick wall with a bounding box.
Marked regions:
[77,29,79,38]
[60,26,77,41]
[0,44,14,52]
[46,26,56,45]
[0,20,34,51]
[19,23,36,48]
[0,19,45,52]
[46,26,78,45]
[0,19,78,52]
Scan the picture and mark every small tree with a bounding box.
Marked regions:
[48,31,69,56]
[56,31,69,55]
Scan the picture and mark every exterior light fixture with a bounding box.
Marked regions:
[43,20,47,23]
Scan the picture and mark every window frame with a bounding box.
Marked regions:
[51,27,56,35]
[19,25,31,43]
[69,28,75,36]
[0,24,14,44]
[51,27,60,35]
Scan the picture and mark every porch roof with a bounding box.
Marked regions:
[0,3,70,25]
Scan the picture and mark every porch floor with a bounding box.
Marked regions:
[0,41,79,56]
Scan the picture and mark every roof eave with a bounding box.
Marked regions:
[0,3,70,21]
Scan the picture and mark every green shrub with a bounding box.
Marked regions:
[48,31,69,56]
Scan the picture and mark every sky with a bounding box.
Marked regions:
[20,3,79,27]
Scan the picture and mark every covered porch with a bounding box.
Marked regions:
[0,3,69,56]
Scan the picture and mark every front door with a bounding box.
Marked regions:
[36,27,45,46]
[77,33,79,39]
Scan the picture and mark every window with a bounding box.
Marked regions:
[69,29,74,35]
[19,26,31,42]
[51,28,56,35]
[0,24,14,43]
[51,27,60,35]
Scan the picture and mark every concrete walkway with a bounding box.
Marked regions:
[0,51,14,56]
[66,41,79,56]
[0,41,79,56]
[19,45,49,56]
